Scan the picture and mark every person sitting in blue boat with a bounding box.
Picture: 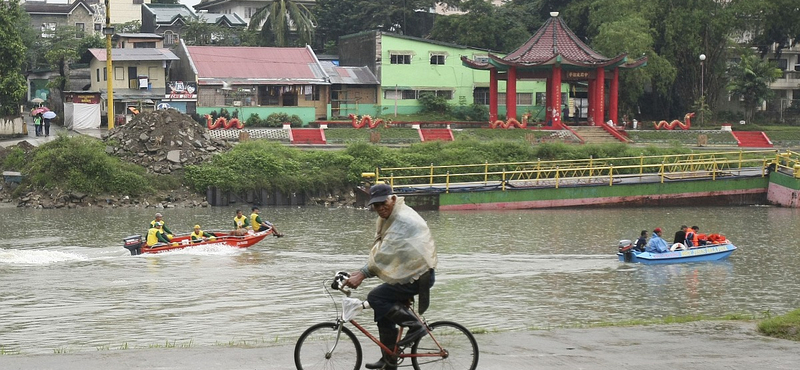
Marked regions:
[645,227,670,253]
[635,230,648,252]
[190,224,216,243]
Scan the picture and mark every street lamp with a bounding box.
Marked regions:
[699,54,706,125]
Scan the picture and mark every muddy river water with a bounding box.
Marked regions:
[1,204,799,354]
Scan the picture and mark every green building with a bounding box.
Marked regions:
[338,31,560,120]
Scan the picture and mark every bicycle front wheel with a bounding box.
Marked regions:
[294,322,362,370]
[410,321,479,370]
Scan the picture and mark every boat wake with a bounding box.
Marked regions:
[0,248,89,265]
[147,244,245,256]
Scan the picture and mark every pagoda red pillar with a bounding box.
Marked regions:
[489,69,498,122]
[552,65,562,128]
[609,67,619,125]
[587,79,595,125]
[507,67,517,120]
[594,67,606,126]
[545,77,552,125]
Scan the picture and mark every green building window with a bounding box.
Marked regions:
[390,54,411,64]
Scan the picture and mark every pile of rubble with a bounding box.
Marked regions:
[103,109,232,174]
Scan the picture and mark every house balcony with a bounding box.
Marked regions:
[770,70,800,89]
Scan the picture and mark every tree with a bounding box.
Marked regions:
[313,0,462,50]
[726,50,783,124]
[0,0,27,116]
[742,0,800,59]
[41,26,104,111]
[429,0,530,52]
[249,0,316,47]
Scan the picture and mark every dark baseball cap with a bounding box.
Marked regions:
[367,184,393,206]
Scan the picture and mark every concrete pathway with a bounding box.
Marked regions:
[0,116,104,148]
[1,321,798,370]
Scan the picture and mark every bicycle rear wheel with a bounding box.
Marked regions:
[410,321,479,370]
[294,322,362,370]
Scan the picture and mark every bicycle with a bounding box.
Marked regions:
[294,271,479,370]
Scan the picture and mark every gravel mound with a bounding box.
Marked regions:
[104,109,232,174]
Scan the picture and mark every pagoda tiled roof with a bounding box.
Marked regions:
[462,14,647,71]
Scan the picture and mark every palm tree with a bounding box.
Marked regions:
[248,0,316,47]
[726,51,783,123]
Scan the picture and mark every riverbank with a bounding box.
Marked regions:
[2,321,799,370]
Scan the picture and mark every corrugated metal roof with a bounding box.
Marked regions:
[187,46,328,85]
[144,4,197,24]
[319,61,378,85]
[204,13,246,26]
[86,48,180,62]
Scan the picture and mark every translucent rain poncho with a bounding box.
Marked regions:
[366,197,437,284]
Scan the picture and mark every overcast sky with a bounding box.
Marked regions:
[180,0,201,9]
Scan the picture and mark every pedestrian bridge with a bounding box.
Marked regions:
[362,150,800,210]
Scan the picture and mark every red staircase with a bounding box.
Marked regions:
[731,131,772,148]
[290,128,326,145]
[419,128,453,142]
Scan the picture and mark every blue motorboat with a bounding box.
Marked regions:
[617,240,737,264]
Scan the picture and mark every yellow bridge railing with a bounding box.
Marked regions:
[366,150,799,193]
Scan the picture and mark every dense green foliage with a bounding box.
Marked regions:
[250,0,316,46]
[726,49,784,123]
[758,308,800,341]
[27,136,153,196]
[0,0,28,116]
[183,137,697,193]
[184,141,356,193]
[428,0,530,52]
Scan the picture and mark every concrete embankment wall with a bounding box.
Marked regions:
[767,172,800,207]
[434,177,770,211]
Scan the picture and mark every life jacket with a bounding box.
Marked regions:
[685,230,696,246]
[191,230,214,243]
[691,231,700,246]
[707,233,726,244]
[250,213,262,231]
[146,227,162,247]
[234,215,248,229]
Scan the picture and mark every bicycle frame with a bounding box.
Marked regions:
[333,313,447,363]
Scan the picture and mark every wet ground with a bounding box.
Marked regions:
[3,321,799,370]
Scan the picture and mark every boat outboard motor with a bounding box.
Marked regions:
[123,235,144,255]
[618,239,633,262]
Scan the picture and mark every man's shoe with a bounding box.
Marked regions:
[387,305,428,346]
[365,357,396,369]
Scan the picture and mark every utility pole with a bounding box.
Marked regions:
[104,0,115,130]
[699,53,706,126]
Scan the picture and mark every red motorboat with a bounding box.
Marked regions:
[123,230,273,255]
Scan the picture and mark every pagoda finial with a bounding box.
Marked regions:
[550,12,559,17]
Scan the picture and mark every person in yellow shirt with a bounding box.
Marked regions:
[190,225,216,243]
[149,213,174,240]
[232,209,252,236]
[146,222,171,247]
[250,206,284,237]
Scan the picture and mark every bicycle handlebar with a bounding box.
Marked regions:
[331,271,352,296]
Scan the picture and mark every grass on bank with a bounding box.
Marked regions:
[757,308,800,341]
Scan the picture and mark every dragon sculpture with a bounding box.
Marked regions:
[654,112,695,130]
[204,115,244,130]
[348,114,386,129]
[490,113,532,129]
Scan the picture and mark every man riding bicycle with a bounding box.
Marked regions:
[345,184,438,370]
